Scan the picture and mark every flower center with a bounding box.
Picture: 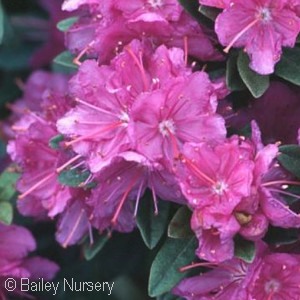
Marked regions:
[159,119,176,136]
[147,0,163,8]
[264,279,281,294]
[119,111,130,126]
[257,7,272,22]
[212,180,228,195]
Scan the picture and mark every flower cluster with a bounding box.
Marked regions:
[3,0,300,299]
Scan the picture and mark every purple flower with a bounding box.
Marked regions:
[211,0,300,74]
[129,73,226,164]
[0,224,59,298]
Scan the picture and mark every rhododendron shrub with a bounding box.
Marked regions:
[1,0,300,299]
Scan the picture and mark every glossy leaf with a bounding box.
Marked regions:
[137,194,170,249]
[237,51,270,98]
[148,237,197,297]
[278,145,300,179]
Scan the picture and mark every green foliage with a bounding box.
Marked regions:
[148,237,197,297]
[226,52,246,91]
[0,201,13,224]
[49,134,64,150]
[278,145,300,179]
[234,236,256,263]
[53,51,78,74]
[0,0,4,44]
[137,193,170,249]
[275,47,300,86]
[58,169,90,187]
[57,17,79,32]
[0,167,19,202]
[168,206,193,239]
[237,51,270,98]
[83,234,110,261]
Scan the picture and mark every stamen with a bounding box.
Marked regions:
[62,209,85,248]
[150,183,159,215]
[88,222,94,245]
[111,176,140,225]
[268,188,300,200]
[65,121,122,147]
[75,98,118,117]
[180,262,218,272]
[262,180,300,187]
[124,46,149,91]
[18,173,55,200]
[134,180,145,217]
[184,36,188,66]
[73,41,95,66]
[56,155,82,173]
[224,19,259,53]
[182,156,216,185]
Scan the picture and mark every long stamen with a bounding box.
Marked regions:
[56,154,82,173]
[151,183,159,215]
[73,41,95,66]
[268,188,300,200]
[111,176,139,225]
[184,36,188,66]
[224,19,259,53]
[262,180,300,187]
[18,173,56,200]
[180,262,218,272]
[62,209,85,248]
[182,156,216,185]
[134,180,145,217]
[125,46,149,91]
[88,222,94,245]
[65,121,122,147]
[167,129,180,159]
[75,98,118,117]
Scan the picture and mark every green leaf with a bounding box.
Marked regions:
[52,51,78,74]
[137,193,170,249]
[226,52,246,91]
[83,234,109,261]
[264,226,299,246]
[168,206,193,239]
[278,145,300,179]
[198,5,220,21]
[234,237,256,263]
[157,293,182,300]
[0,201,13,225]
[0,168,19,202]
[275,47,300,86]
[57,16,79,32]
[237,51,270,98]
[49,134,64,149]
[58,169,90,187]
[148,237,197,297]
[178,0,214,27]
[0,0,4,44]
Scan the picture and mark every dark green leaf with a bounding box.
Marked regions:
[168,206,193,239]
[58,169,90,187]
[137,193,170,249]
[157,293,182,300]
[264,226,299,246]
[275,47,300,86]
[237,51,270,98]
[198,5,220,21]
[57,17,79,32]
[178,0,214,27]
[0,168,19,202]
[52,51,78,74]
[0,140,6,158]
[0,201,13,225]
[148,237,197,297]
[278,145,300,179]
[83,234,109,261]
[226,52,246,91]
[49,134,64,150]
[234,237,256,263]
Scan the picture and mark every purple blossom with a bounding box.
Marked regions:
[209,0,300,74]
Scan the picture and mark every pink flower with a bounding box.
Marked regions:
[129,72,226,164]
[249,253,300,299]
[214,0,300,74]
[178,139,253,214]
[0,224,59,298]
[173,241,300,300]
[87,152,184,232]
